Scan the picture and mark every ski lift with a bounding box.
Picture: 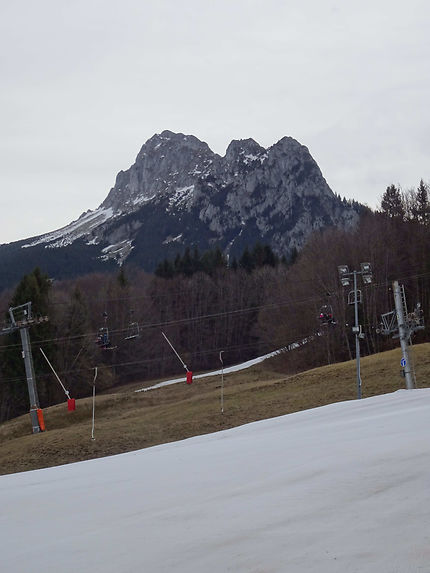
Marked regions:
[96,326,110,348]
[96,312,117,350]
[124,321,140,340]
[318,304,335,325]
[407,302,425,331]
[124,310,140,340]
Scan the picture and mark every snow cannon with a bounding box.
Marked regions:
[36,408,46,431]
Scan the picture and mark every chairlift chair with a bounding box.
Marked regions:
[125,321,140,340]
[96,327,117,350]
[95,312,117,350]
[96,326,109,347]
[124,309,140,340]
[318,304,335,325]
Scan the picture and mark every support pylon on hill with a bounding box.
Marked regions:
[0,302,49,433]
[379,281,425,389]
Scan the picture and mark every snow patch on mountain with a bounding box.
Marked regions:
[133,194,156,206]
[163,233,183,244]
[22,207,115,249]
[168,185,195,209]
[243,152,268,165]
[100,239,133,262]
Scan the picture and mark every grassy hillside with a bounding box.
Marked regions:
[1,343,430,476]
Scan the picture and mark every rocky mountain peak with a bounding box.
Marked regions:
[225,138,266,163]
[9,130,361,288]
[101,131,216,214]
[140,130,213,158]
[263,136,326,190]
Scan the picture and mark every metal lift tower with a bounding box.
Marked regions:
[0,302,48,433]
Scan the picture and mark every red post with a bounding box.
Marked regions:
[36,409,46,431]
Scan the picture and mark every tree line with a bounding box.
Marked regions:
[380,180,430,224]
[0,179,429,423]
[154,243,285,278]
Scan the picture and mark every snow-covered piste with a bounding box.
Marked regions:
[136,347,287,392]
[1,389,430,572]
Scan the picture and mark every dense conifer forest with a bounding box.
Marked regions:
[1,181,430,422]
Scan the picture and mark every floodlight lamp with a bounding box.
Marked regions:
[338,265,350,286]
[362,274,372,284]
[360,262,372,274]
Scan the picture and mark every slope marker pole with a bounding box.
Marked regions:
[220,351,224,414]
[91,367,97,440]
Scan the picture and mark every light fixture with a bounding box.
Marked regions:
[338,265,350,287]
[360,262,372,284]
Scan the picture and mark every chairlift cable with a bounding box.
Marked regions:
[0,267,427,352]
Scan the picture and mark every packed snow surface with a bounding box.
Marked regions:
[1,389,430,572]
[136,347,284,392]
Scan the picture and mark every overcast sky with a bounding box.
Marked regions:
[1,0,429,244]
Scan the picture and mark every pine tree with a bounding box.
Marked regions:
[413,180,430,225]
[380,184,405,220]
[173,253,182,275]
[192,247,202,274]
[155,259,175,278]
[212,247,226,272]
[252,242,266,267]
[263,245,278,267]
[201,247,226,275]
[239,247,254,273]
[117,266,128,288]
[181,247,194,277]
[289,247,299,265]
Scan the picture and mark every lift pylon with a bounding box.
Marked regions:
[1,302,49,433]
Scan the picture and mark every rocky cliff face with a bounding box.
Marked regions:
[93,130,358,262]
[2,130,359,287]
[100,131,217,214]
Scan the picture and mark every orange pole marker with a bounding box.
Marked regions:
[36,408,46,432]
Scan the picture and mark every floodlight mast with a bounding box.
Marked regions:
[338,263,373,399]
[352,270,361,399]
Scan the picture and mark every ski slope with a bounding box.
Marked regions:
[1,389,430,572]
[136,347,285,392]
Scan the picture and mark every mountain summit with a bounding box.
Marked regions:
[0,131,359,288]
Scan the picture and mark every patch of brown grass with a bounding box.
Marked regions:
[1,343,429,476]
